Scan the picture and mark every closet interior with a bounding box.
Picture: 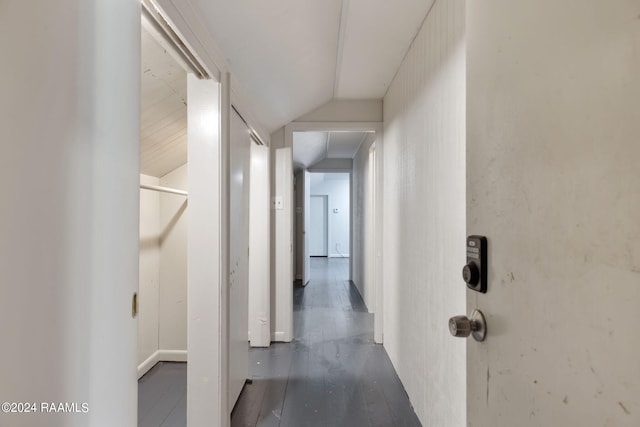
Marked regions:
[138,14,189,379]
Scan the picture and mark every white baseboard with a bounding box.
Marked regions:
[138,351,160,379]
[271,331,289,342]
[159,349,187,362]
[137,349,187,379]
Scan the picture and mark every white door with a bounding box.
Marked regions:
[228,109,250,410]
[466,2,640,426]
[310,195,328,257]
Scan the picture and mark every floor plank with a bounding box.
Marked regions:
[139,258,421,427]
[233,257,421,427]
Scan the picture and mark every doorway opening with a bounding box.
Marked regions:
[290,128,381,342]
[309,173,351,261]
[137,9,190,426]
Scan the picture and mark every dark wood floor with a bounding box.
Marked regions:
[232,258,421,427]
[138,361,186,427]
[138,258,421,427]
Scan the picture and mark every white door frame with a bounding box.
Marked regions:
[284,122,384,342]
[248,142,271,347]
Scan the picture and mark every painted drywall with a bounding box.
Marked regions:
[466,1,640,426]
[351,133,376,311]
[310,173,350,258]
[273,148,294,342]
[296,99,383,123]
[139,174,161,367]
[159,163,189,354]
[382,1,466,425]
[0,1,140,425]
[307,158,353,172]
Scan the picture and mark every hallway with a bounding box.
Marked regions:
[232,258,421,426]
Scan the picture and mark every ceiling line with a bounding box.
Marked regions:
[353,132,369,158]
[325,132,331,159]
[382,0,438,100]
[333,0,350,97]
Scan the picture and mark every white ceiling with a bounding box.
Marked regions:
[140,25,188,178]
[190,0,435,132]
[139,1,433,176]
[293,131,367,169]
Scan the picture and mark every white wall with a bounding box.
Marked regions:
[0,1,140,425]
[139,175,161,367]
[159,164,189,354]
[351,133,376,310]
[467,1,640,426]
[382,1,466,425]
[273,148,294,342]
[296,99,382,123]
[137,166,188,376]
[310,173,350,258]
[307,158,353,172]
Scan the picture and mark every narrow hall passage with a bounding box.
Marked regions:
[232,258,421,426]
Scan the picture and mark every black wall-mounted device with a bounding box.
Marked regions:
[463,235,487,293]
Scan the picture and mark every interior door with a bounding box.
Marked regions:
[309,195,328,256]
[228,109,250,410]
[466,2,640,426]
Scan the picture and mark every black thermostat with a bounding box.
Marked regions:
[463,235,487,293]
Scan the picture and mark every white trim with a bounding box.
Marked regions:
[137,350,188,379]
[138,352,160,379]
[329,254,350,258]
[153,0,222,80]
[160,349,188,362]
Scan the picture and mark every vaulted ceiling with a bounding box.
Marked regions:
[293,131,368,169]
[141,23,188,177]
[140,1,434,177]
[190,0,435,132]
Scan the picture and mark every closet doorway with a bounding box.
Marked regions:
[137,7,190,426]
